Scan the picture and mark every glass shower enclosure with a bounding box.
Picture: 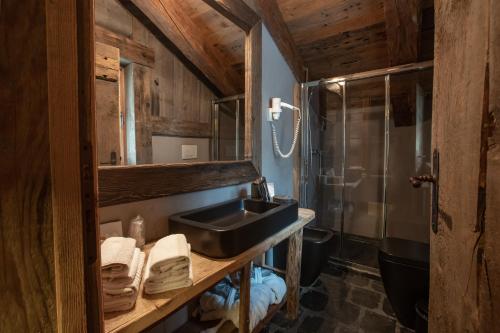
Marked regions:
[211,94,245,161]
[300,62,433,272]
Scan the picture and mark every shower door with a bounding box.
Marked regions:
[212,95,245,161]
[301,64,434,269]
[385,69,433,243]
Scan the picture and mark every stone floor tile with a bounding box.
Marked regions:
[297,315,325,333]
[350,287,381,309]
[360,310,396,333]
[300,290,329,312]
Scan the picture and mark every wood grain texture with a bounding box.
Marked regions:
[239,262,252,333]
[96,41,120,82]
[117,0,223,96]
[77,0,104,329]
[430,0,491,331]
[383,0,421,65]
[276,0,433,80]
[245,23,262,171]
[98,160,259,206]
[132,63,153,164]
[103,209,315,333]
[96,78,121,165]
[285,228,303,320]
[0,0,91,331]
[252,0,305,82]
[122,0,242,96]
[95,25,155,67]
[200,0,259,33]
[481,0,500,330]
[94,1,217,159]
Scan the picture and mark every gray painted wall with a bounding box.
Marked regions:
[99,183,250,242]
[152,136,210,164]
[260,25,298,198]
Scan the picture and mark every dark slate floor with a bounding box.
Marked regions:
[265,265,413,333]
[330,233,380,269]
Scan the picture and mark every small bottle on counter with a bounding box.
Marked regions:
[128,215,145,248]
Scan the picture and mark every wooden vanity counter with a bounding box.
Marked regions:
[104,208,315,333]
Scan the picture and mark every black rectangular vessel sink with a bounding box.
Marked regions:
[169,198,299,258]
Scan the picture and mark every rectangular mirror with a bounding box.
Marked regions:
[94,0,247,166]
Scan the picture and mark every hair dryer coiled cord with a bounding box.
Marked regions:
[271,107,301,159]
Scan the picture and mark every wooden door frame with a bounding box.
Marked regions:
[1,0,101,332]
[430,0,499,331]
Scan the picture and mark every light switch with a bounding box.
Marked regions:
[181,144,198,160]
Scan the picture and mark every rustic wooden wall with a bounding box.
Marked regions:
[1,0,98,331]
[430,0,499,331]
[95,0,217,164]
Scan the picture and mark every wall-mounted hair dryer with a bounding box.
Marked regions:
[268,97,301,159]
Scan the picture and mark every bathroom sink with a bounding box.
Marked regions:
[169,198,299,258]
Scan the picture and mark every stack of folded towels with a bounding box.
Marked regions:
[144,234,193,294]
[101,237,145,313]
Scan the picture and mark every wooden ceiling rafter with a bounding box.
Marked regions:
[251,0,306,82]
[200,0,260,33]
[383,0,422,65]
[119,0,243,96]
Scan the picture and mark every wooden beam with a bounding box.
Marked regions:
[119,0,242,96]
[95,41,120,82]
[200,0,259,33]
[95,25,155,68]
[98,161,259,207]
[285,228,303,320]
[1,0,98,331]
[482,0,500,330]
[239,262,251,333]
[383,0,421,65]
[245,23,262,172]
[252,0,305,82]
[429,0,493,331]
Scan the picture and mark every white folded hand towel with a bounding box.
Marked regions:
[103,248,140,289]
[101,237,137,278]
[148,234,190,273]
[103,250,145,297]
[103,293,138,313]
[143,235,193,294]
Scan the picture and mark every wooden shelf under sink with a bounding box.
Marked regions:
[103,209,315,333]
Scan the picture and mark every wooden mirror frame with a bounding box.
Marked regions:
[97,1,263,207]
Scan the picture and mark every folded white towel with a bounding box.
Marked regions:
[101,237,137,279]
[143,234,193,294]
[144,251,193,294]
[103,248,140,289]
[103,293,137,313]
[103,250,145,297]
[148,234,190,273]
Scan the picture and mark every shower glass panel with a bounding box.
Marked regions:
[343,77,386,240]
[212,96,245,161]
[316,83,345,233]
[385,69,433,243]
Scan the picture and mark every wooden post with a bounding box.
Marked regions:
[286,228,303,320]
[239,262,252,333]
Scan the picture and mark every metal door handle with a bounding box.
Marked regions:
[410,149,439,233]
[409,175,435,188]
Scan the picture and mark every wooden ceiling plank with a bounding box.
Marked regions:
[278,0,385,46]
[200,0,259,33]
[120,0,242,96]
[253,0,306,82]
[383,0,421,65]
